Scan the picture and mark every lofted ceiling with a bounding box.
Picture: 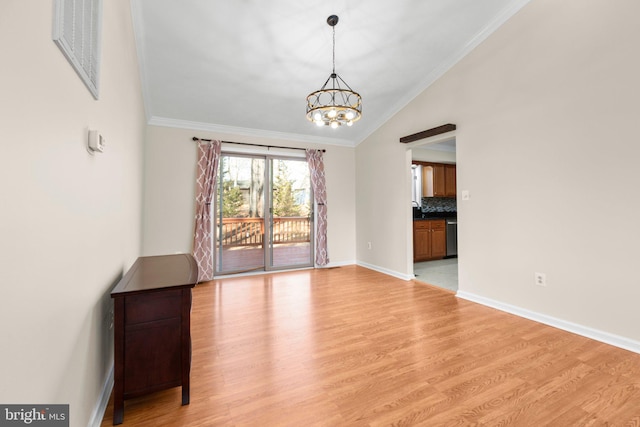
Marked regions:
[131,0,530,147]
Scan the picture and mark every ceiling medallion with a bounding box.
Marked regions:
[306,15,362,129]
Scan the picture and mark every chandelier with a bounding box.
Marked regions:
[306,15,362,129]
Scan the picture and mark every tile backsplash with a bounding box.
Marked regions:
[421,197,457,213]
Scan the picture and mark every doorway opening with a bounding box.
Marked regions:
[409,136,459,292]
[413,259,458,291]
[214,153,314,275]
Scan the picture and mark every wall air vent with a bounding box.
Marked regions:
[52,0,103,100]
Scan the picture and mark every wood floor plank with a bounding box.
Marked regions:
[100,265,640,426]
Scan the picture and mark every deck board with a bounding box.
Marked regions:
[217,243,312,273]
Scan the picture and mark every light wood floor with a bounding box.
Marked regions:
[100,265,640,426]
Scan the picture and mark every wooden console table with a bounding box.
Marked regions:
[110,254,198,425]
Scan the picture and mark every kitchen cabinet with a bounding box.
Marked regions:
[414,162,456,198]
[445,164,456,197]
[413,219,446,261]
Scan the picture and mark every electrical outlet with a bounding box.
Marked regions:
[534,272,547,287]
[461,190,470,200]
[367,242,372,250]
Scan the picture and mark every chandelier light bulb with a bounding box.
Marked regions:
[315,120,324,127]
[313,112,322,121]
[330,120,339,129]
[345,111,355,120]
[328,109,337,118]
[346,120,353,127]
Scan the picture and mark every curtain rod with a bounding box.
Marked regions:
[192,137,325,153]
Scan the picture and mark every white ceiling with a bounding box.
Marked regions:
[131,0,530,147]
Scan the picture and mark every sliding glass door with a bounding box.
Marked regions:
[214,153,313,275]
[269,157,313,268]
[215,154,265,273]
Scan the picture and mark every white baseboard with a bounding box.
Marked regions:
[324,259,356,268]
[88,366,113,427]
[457,291,640,355]
[356,261,414,281]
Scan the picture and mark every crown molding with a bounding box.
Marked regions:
[147,116,357,148]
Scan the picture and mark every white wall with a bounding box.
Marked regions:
[142,125,356,266]
[357,0,640,343]
[356,130,415,277]
[0,1,145,426]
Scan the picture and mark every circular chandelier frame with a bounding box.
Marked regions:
[306,15,362,128]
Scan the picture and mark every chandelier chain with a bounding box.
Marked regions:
[332,25,336,75]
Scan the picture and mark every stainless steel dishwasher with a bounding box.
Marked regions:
[446,218,457,257]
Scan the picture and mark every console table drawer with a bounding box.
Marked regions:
[125,289,182,325]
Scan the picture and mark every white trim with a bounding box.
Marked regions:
[87,366,113,427]
[457,291,640,355]
[148,116,357,148]
[323,259,356,269]
[356,261,414,281]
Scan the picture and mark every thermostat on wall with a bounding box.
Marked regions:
[88,129,105,154]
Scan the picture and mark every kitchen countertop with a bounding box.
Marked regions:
[414,213,457,220]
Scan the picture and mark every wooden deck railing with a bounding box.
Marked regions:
[272,217,310,244]
[220,218,264,247]
[219,217,310,247]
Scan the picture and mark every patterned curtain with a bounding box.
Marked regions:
[306,149,329,266]
[193,140,221,282]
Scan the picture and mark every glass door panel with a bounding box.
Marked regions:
[214,153,313,275]
[268,158,313,269]
[215,154,265,274]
